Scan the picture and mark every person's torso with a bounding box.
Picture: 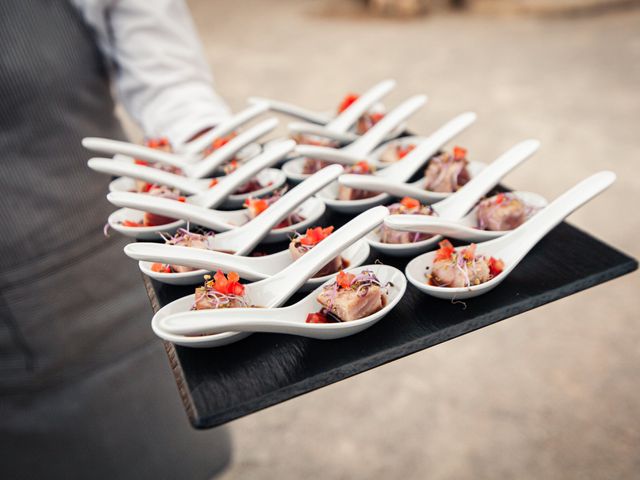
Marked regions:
[0,0,152,393]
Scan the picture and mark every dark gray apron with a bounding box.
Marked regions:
[0,1,230,478]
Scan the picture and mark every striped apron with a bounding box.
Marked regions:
[0,1,230,478]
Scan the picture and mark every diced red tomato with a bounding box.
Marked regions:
[244,198,269,216]
[400,197,420,209]
[306,311,329,324]
[151,263,172,273]
[208,270,245,296]
[143,212,176,226]
[337,93,359,113]
[138,182,153,193]
[336,270,355,289]
[209,178,219,188]
[435,239,455,261]
[122,220,144,227]
[299,226,334,246]
[369,112,384,124]
[397,144,416,159]
[453,146,467,160]
[145,137,170,149]
[488,257,505,277]
[351,161,371,175]
[495,193,505,204]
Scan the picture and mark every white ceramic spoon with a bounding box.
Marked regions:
[85,117,276,179]
[292,94,427,165]
[289,96,429,206]
[249,79,395,127]
[248,97,331,125]
[156,264,405,342]
[335,113,482,202]
[88,121,281,196]
[283,95,428,183]
[405,171,616,300]
[106,167,284,210]
[114,164,342,247]
[150,205,391,347]
[368,139,542,256]
[383,192,547,243]
[287,121,358,144]
[316,112,479,214]
[104,141,295,239]
[127,239,370,288]
[82,102,269,169]
[284,111,476,185]
[108,194,324,242]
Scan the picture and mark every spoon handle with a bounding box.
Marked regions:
[82,138,189,170]
[230,164,344,255]
[248,97,332,125]
[327,79,396,133]
[106,192,236,231]
[378,112,477,182]
[178,102,270,156]
[262,205,389,307]
[288,122,358,143]
[160,307,292,336]
[498,171,616,265]
[435,139,541,219]
[293,145,364,165]
[188,118,277,178]
[337,174,442,203]
[124,243,266,280]
[88,158,203,194]
[344,95,427,157]
[384,214,479,237]
[190,140,295,208]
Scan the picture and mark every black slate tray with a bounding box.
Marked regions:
[142,207,637,429]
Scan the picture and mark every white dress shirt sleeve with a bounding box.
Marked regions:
[73,0,231,146]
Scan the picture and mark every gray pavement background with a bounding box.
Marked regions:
[152,2,640,478]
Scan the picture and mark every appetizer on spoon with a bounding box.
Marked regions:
[405,171,616,299]
[283,94,427,183]
[251,79,394,134]
[103,140,295,239]
[370,139,542,256]
[149,205,393,347]
[337,112,484,204]
[82,102,270,169]
[317,112,479,214]
[288,79,396,144]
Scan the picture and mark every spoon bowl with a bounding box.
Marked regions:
[107,167,286,208]
[153,264,406,345]
[106,208,184,240]
[365,230,443,258]
[107,195,325,242]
